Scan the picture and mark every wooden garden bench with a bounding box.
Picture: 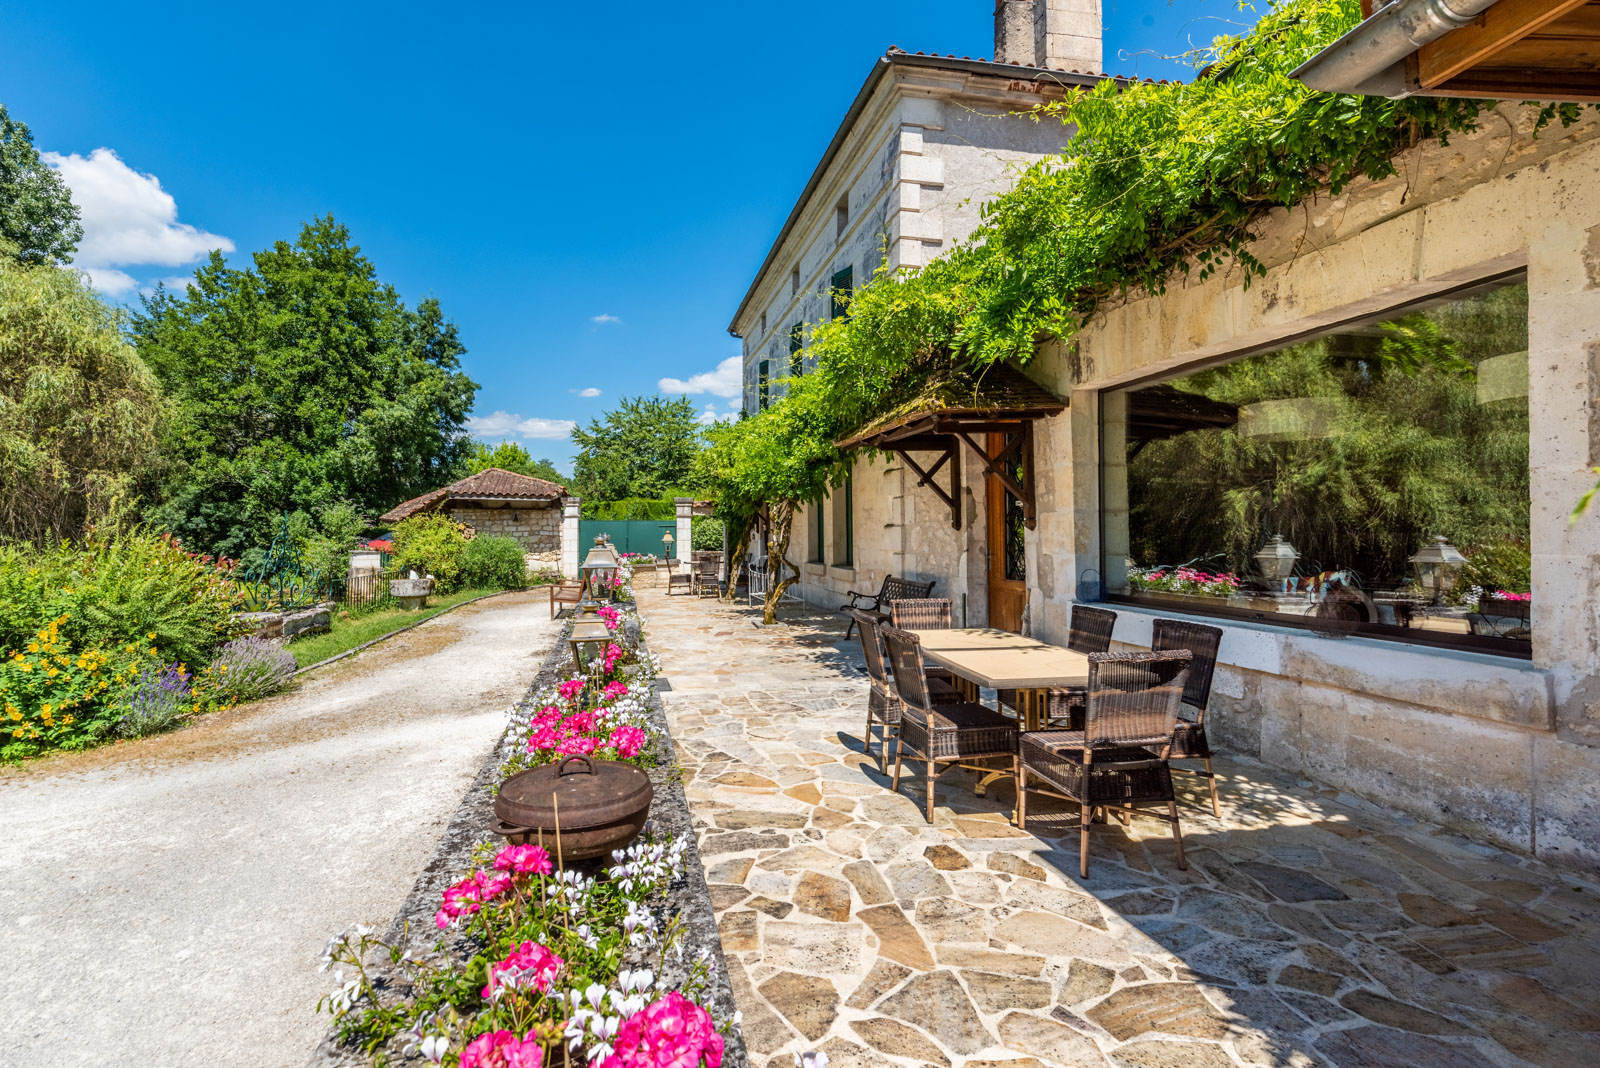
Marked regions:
[549,580,583,618]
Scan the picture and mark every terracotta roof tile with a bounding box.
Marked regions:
[379,468,568,524]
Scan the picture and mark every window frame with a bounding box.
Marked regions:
[1096,270,1533,661]
[809,497,825,564]
[832,475,854,568]
[789,323,804,378]
[757,360,770,411]
[830,267,853,321]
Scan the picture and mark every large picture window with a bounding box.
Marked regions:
[1101,277,1532,657]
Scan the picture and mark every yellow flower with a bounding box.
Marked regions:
[62,715,73,725]
[146,632,156,640]
[46,668,59,678]
[18,662,31,672]
[26,643,38,653]
[41,704,52,715]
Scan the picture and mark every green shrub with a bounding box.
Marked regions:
[388,513,468,592]
[0,528,244,758]
[460,535,527,590]
[1459,537,1531,596]
[691,515,724,552]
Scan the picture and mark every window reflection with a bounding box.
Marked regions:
[1101,279,1532,654]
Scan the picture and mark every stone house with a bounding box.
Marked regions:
[380,468,582,577]
[796,100,1600,874]
[728,1,1107,424]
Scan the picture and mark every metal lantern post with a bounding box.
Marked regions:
[1409,536,1467,605]
[580,543,621,604]
[568,620,612,673]
[661,530,675,563]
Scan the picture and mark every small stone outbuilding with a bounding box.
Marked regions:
[380,468,580,575]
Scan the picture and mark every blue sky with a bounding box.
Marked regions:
[2,0,1244,471]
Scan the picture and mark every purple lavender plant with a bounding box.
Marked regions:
[116,662,193,737]
[212,636,297,702]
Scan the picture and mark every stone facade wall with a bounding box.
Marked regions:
[735,65,1077,417]
[448,505,561,554]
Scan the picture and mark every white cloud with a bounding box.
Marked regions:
[590,314,621,325]
[79,267,138,296]
[571,387,602,398]
[660,355,742,399]
[44,148,233,292]
[466,411,577,441]
[696,401,737,426]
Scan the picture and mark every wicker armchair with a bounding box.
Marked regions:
[852,611,962,771]
[888,597,960,691]
[882,625,1018,822]
[1152,618,1224,817]
[1001,604,1118,720]
[1017,650,1191,877]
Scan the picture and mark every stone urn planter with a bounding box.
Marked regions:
[389,575,434,610]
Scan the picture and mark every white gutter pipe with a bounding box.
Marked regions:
[1291,0,1500,98]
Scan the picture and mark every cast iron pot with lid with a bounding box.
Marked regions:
[493,754,653,862]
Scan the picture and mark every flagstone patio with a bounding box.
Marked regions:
[637,585,1600,1068]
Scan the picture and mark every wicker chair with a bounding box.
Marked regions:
[853,611,962,771]
[1017,650,1192,877]
[1151,618,1224,817]
[888,597,960,691]
[882,625,1018,822]
[1033,604,1118,726]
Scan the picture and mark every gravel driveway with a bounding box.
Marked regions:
[0,589,559,1068]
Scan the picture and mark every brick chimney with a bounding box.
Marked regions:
[993,0,1102,74]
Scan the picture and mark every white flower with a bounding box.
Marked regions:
[794,1053,830,1068]
[421,1035,449,1063]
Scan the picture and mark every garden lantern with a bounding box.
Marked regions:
[580,544,621,602]
[1254,534,1299,586]
[1409,536,1467,605]
[661,530,674,561]
[568,620,612,672]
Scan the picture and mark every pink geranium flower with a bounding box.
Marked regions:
[600,992,723,1068]
[609,725,648,759]
[459,1029,545,1068]
[435,870,514,928]
[494,843,554,876]
[482,941,563,999]
[558,678,585,701]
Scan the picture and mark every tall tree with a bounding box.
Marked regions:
[462,440,568,485]
[0,250,166,541]
[569,395,702,502]
[130,216,478,556]
[0,104,82,265]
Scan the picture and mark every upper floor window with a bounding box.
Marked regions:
[791,266,800,296]
[758,360,770,411]
[836,196,849,239]
[759,311,766,337]
[830,267,853,321]
[1101,276,1532,657]
[789,324,804,378]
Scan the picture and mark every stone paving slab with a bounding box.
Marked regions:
[638,588,1600,1068]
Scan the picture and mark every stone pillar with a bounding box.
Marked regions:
[561,497,581,579]
[674,497,693,564]
[1099,390,1129,595]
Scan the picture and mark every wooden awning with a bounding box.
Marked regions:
[835,363,1066,532]
[1295,0,1600,102]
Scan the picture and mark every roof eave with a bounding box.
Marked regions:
[725,51,1110,338]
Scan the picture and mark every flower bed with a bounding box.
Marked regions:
[312,567,746,1068]
[1127,565,1241,598]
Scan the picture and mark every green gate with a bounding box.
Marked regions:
[579,520,677,558]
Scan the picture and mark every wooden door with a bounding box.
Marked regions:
[986,432,1027,632]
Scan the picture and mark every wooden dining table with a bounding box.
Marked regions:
[916,627,1091,728]
[913,627,1092,798]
